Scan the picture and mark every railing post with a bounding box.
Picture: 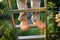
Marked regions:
[6,0,18,40]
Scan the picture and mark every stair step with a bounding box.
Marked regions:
[15,24,36,28]
[18,35,46,39]
[10,7,47,13]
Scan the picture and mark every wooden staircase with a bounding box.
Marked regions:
[6,0,48,40]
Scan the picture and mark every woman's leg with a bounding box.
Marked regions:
[17,0,29,31]
[30,0,46,30]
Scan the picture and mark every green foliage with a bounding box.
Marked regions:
[48,2,55,8]
[0,0,60,40]
[11,0,17,9]
[0,20,16,40]
[0,0,7,9]
[0,2,5,9]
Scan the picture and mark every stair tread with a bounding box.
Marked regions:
[15,24,36,28]
[10,7,47,13]
[18,35,46,39]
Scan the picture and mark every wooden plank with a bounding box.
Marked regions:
[15,24,36,28]
[10,7,47,13]
[18,35,46,39]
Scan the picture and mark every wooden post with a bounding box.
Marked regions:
[6,0,18,40]
[6,0,16,27]
[44,0,48,40]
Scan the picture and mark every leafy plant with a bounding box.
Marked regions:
[48,2,55,8]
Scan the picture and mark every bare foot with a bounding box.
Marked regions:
[20,20,29,31]
[34,20,46,30]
